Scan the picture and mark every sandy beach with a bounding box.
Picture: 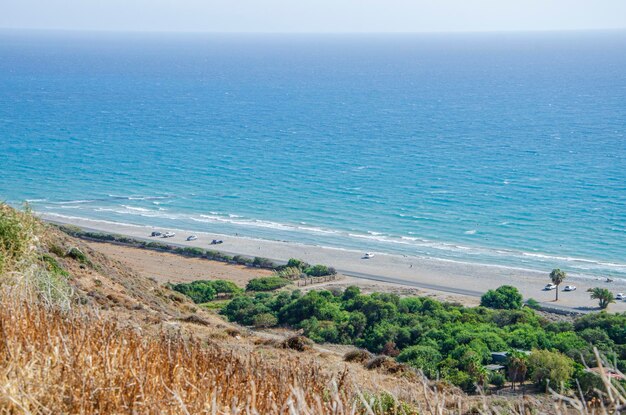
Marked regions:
[42,213,626,313]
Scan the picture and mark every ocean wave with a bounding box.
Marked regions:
[108,194,174,201]
[48,199,96,205]
[120,205,152,212]
[464,229,477,235]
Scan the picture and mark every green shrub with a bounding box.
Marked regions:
[171,281,217,303]
[489,371,506,389]
[246,276,290,292]
[252,312,278,328]
[41,254,69,277]
[480,285,523,310]
[286,258,308,269]
[361,391,418,415]
[252,257,274,268]
[48,244,66,258]
[66,247,91,266]
[303,264,330,277]
[210,280,243,297]
[527,349,575,392]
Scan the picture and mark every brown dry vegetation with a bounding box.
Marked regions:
[1,204,625,414]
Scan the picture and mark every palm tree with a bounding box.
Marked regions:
[549,268,566,301]
[587,287,615,309]
[507,351,527,391]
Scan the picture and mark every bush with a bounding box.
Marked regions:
[480,285,523,310]
[304,264,330,277]
[253,313,278,328]
[526,298,541,310]
[171,280,242,303]
[246,276,290,292]
[171,281,216,303]
[361,391,418,415]
[527,349,575,392]
[41,254,69,277]
[344,349,373,363]
[252,257,274,268]
[286,258,308,269]
[66,247,91,265]
[489,371,506,389]
[48,244,66,258]
[210,280,243,297]
[281,335,313,352]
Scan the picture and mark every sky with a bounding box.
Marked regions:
[1,0,626,33]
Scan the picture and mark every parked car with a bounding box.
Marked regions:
[186,235,198,241]
[563,285,576,291]
[544,283,557,291]
[162,232,175,238]
[210,239,223,245]
[616,293,625,301]
[363,253,375,259]
[150,231,162,237]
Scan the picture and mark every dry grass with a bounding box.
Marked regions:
[0,291,359,414]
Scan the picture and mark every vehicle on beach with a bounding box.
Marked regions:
[563,285,576,291]
[211,239,223,245]
[363,253,374,259]
[544,283,557,291]
[150,231,162,237]
[162,232,175,238]
[616,293,625,301]
[186,235,198,241]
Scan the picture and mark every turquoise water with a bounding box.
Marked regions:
[1,30,625,278]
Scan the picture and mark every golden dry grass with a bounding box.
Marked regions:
[0,291,361,414]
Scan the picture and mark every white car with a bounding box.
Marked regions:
[186,235,198,241]
[616,293,625,301]
[363,252,375,259]
[162,232,176,238]
[544,283,557,291]
[563,285,576,292]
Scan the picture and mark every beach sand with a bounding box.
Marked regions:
[43,213,626,313]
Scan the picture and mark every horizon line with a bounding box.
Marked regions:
[2,26,626,36]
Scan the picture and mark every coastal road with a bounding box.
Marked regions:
[51,219,586,315]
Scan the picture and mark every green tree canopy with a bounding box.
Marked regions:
[527,349,575,392]
[480,285,523,310]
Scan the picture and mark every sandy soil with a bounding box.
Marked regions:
[44,213,626,313]
[86,241,274,287]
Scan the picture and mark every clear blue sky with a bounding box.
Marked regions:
[2,0,626,33]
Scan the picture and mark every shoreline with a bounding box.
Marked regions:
[41,212,626,313]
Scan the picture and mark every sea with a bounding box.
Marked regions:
[1,30,625,279]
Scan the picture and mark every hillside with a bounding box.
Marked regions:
[0,204,620,414]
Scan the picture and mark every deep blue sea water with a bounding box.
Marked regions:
[1,30,625,278]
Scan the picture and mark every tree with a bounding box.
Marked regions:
[527,349,574,392]
[507,351,528,390]
[550,269,566,301]
[480,285,523,309]
[587,287,615,310]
